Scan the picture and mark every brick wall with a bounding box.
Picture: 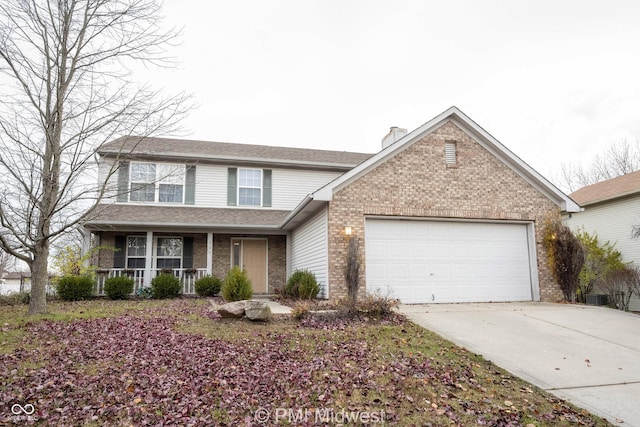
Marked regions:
[327,120,562,302]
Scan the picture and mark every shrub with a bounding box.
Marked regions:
[56,275,94,301]
[344,237,362,312]
[104,276,134,300]
[151,273,182,299]
[598,266,640,311]
[285,269,320,299]
[0,292,30,306]
[543,218,584,302]
[575,230,625,303]
[291,300,311,320]
[357,292,400,319]
[195,275,222,297]
[221,266,253,301]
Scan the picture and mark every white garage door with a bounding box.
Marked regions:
[365,219,535,303]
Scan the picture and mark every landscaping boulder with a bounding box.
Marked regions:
[244,300,272,321]
[218,301,246,318]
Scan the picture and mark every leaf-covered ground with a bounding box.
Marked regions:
[0,299,611,426]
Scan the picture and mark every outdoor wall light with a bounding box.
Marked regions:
[344,226,353,236]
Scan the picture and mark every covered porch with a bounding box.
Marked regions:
[84,205,291,296]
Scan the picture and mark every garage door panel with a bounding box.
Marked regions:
[365,219,534,303]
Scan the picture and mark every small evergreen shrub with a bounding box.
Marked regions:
[221,266,253,301]
[56,275,94,301]
[195,275,222,297]
[151,273,182,299]
[286,269,320,299]
[104,276,134,300]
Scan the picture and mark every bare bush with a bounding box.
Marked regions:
[598,266,640,311]
[543,218,585,302]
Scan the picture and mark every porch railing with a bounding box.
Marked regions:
[94,268,208,296]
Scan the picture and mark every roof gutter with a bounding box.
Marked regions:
[280,195,314,228]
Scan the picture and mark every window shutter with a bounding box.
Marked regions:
[117,162,130,202]
[227,167,237,206]
[113,235,126,268]
[444,142,457,165]
[263,169,272,207]
[185,165,196,205]
[183,237,194,269]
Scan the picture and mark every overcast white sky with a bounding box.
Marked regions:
[151,0,640,188]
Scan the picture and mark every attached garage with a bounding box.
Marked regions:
[365,218,538,304]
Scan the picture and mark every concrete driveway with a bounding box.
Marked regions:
[399,302,640,426]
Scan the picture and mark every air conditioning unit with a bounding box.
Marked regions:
[586,294,608,306]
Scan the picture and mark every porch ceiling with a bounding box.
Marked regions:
[85,204,290,232]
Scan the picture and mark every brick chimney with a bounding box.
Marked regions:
[381,126,407,149]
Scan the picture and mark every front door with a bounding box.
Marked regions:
[231,239,268,293]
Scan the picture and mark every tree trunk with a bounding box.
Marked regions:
[28,245,50,315]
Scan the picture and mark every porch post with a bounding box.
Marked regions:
[206,232,213,275]
[144,231,153,287]
[81,228,92,269]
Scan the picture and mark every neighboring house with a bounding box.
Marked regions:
[84,107,579,303]
[0,271,31,295]
[565,171,640,311]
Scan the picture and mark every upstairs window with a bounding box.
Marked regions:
[239,168,262,206]
[130,163,156,202]
[227,168,272,207]
[129,162,185,203]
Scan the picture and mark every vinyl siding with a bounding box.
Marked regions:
[99,159,119,200]
[290,207,329,298]
[271,169,341,210]
[101,160,342,210]
[565,195,640,311]
[193,165,340,210]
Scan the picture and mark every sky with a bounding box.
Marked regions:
[147,0,640,190]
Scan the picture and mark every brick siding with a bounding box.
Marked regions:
[326,120,563,302]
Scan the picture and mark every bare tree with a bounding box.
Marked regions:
[0,0,191,314]
[558,140,640,192]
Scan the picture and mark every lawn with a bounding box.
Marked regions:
[0,299,610,426]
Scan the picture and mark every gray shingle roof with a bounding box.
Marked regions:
[570,170,640,206]
[86,204,290,230]
[99,136,373,169]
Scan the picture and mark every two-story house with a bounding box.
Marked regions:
[84,107,580,303]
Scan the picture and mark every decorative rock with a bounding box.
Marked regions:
[245,300,272,321]
[218,301,246,318]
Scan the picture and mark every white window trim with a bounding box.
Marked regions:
[129,162,186,204]
[126,235,147,268]
[237,168,263,207]
[154,236,184,269]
